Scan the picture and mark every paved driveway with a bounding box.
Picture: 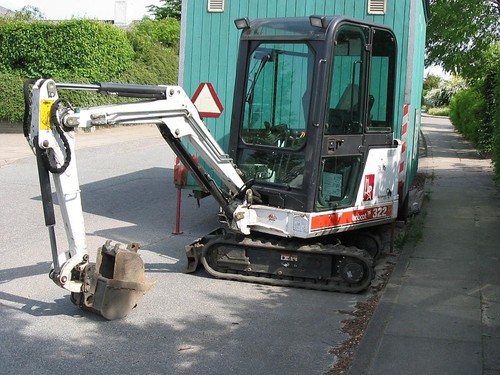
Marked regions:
[0,125,371,374]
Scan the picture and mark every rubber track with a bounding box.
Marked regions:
[200,234,375,293]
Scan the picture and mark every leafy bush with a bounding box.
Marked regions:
[424,88,449,108]
[427,107,450,116]
[122,18,180,86]
[475,44,500,171]
[446,43,500,183]
[0,72,25,122]
[449,87,485,145]
[424,77,466,109]
[423,74,442,95]
[495,92,500,182]
[0,16,180,125]
[486,48,500,181]
[127,17,180,53]
[0,19,133,81]
[118,49,178,86]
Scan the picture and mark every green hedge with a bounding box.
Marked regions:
[492,75,500,182]
[0,19,134,81]
[427,107,450,116]
[449,87,485,145]
[0,18,179,124]
[118,46,178,86]
[448,54,500,183]
[127,17,180,53]
[0,72,25,122]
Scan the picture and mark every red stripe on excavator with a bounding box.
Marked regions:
[403,103,410,117]
[401,122,408,135]
[311,204,393,230]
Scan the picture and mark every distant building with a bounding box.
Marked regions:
[114,1,127,25]
[0,5,14,17]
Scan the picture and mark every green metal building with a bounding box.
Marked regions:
[179,0,430,209]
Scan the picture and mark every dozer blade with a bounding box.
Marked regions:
[72,240,154,320]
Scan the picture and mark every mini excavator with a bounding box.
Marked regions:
[25,16,401,319]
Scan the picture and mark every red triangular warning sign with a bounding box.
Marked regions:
[191,82,224,118]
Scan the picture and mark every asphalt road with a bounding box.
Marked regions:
[0,125,371,374]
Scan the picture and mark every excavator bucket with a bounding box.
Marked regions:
[73,241,154,320]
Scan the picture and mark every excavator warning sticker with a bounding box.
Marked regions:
[40,99,54,131]
[311,204,393,230]
[363,174,375,201]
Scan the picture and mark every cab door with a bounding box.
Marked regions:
[317,23,369,211]
[316,23,397,211]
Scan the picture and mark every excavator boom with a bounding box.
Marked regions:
[25,79,249,319]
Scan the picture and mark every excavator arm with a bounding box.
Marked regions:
[25,78,249,319]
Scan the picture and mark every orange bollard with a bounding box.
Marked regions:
[172,157,188,235]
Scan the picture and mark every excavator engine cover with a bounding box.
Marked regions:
[73,241,154,320]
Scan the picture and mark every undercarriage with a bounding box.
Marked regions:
[186,229,378,293]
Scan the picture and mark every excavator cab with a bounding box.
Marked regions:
[183,16,400,292]
[230,16,397,213]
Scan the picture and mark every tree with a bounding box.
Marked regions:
[13,5,45,20]
[426,0,500,81]
[423,74,442,94]
[424,76,467,109]
[127,17,180,52]
[148,0,182,21]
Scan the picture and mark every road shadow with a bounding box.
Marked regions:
[31,166,220,248]
[0,277,357,374]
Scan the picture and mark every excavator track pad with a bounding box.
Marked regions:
[186,230,374,293]
[71,241,154,320]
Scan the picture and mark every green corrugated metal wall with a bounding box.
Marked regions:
[179,0,428,195]
[404,0,428,190]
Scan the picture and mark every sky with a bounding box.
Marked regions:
[424,65,452,80]
[0,0,162,22]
